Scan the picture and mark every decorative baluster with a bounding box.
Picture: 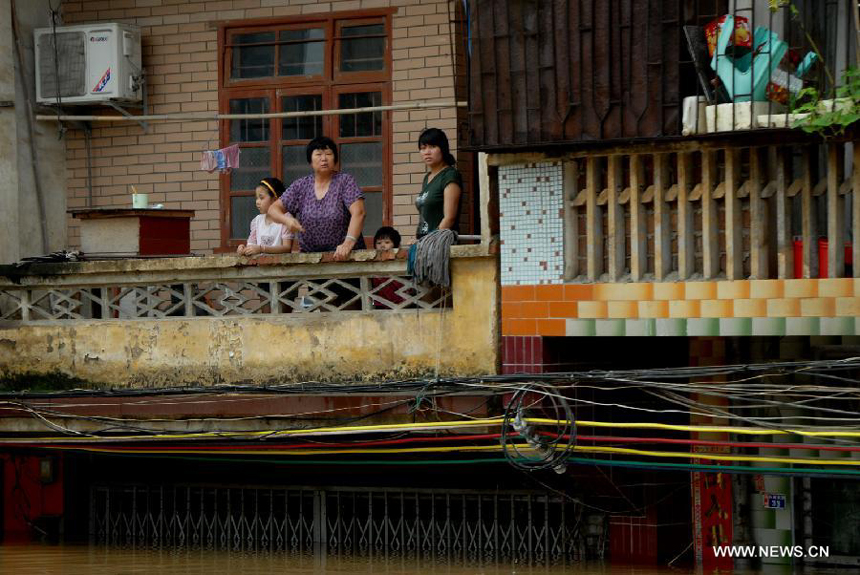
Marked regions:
[749,147,767,279]
[801,147,817,278]
[586,156,603,281]
[775,147,793,279]
[854,144,860,277]
[630,154,647,281]
[701,150,719,279]
[563,160,579,279]
[677,152,694,280]
[359,277,372,310]
[654,153,672,280]
[269,281,279,314]
[607,155,625,281]
[20,289,30,323]
[725,148,743,279]
[827,143,845,278]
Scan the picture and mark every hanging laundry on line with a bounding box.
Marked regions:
[201,144,241,173]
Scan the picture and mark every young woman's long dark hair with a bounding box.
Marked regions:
[418,128,456,166]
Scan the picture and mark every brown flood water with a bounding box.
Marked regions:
[0,545,845,575]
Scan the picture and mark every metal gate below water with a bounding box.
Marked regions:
[90,485,592,564]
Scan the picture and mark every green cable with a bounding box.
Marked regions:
[81,451,860,477]
[567,456,860,478]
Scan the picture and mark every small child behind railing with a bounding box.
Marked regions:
[371,226,408,309]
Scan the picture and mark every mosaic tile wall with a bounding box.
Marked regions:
[498,162,564,286]
[501,278,860,337]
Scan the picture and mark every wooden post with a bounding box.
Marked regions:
[725,149,743,280]
[749,148,768,279]
[654,153,672,280]
[563,160,580,279]
[630,154,647,281]
[677,152,694,280]
[854,144,860,277]
[827,143,845,278]
[801,147,816,278]
[586,156,604,281]
[702,150,720,279]
[607,155,625,281]
[775,147,793,279]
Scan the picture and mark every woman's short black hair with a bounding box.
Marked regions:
[259,177,285,198]
[418,128,456,166]
[373,226,401,248]
[306,136,339,164]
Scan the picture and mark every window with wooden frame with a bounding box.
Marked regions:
[218,11,393,251]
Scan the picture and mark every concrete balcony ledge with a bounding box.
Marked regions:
[0,244,492,284]
[0,248,499,388]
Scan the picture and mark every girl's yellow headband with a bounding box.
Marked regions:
[260,180,277,196]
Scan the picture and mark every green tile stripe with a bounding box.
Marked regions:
[563,317,857,336]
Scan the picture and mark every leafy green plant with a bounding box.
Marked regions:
[791,67,860,137]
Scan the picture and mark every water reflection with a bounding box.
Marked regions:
[0,545,847,575]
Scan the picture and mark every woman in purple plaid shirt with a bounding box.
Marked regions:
[268,136,366,260]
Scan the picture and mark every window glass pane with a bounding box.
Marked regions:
[279,29,325,76]
[231,32,275,79]
[363,191,383,237]
[338,92,382,138]
[340,24,385,72]
[230,147,270,191]
[231,195,258,239]
[340,142,382,188]
[230,98,270,142]
[282,145,310,187]
[282,95,323,141]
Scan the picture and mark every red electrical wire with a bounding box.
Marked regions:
[554,433,860,453]
[17,431,860,454]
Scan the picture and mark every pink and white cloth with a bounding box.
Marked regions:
[201,144,241,173]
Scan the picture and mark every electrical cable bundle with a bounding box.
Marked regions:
[500,385,575,473]
[2,358,860,479]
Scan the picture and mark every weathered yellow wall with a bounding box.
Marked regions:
[0,257,498,387]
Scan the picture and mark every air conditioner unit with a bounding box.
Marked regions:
[34,23,142,105]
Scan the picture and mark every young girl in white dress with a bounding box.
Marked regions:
[236,177,294,256]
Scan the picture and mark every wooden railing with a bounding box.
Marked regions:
[563,139,860,282]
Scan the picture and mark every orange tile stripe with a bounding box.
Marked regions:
[501,279,860,336]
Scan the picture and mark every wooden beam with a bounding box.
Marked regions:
[586,156,604,281]
[562,159,580,280]
[774,146,794,279]
[677,152,695,280]
[827,144,845,278]
[749,147,768,279]
[725,149,743,280]
[630,154,648,281]
[654,153,672,280]
[801,147,817,278]
[607,155,626,281]
[702,150,720,279]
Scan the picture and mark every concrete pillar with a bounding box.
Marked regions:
[0,0,22,264]
[0,0,67,264]
[689,337,734,569]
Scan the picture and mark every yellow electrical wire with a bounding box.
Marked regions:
[5,416,860,444]
[534,418,860,438]
[41,443,860,466]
